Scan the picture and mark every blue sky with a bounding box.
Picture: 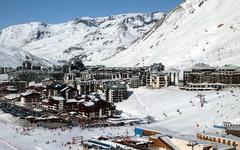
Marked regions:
[0,0,182,29]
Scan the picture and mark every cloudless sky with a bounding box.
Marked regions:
[0,0,182,30]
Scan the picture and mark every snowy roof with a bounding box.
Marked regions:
[0,74,8,81]
[21,91,33,96]
[51,96,65,101]
[79,99,86,103]
[192,63,215,70]
[42,99,49,103]
[66,99,78,103]
[76,79,96,84]
[4,94,20,100]
[106,83,127,90]
[59,86,68,92]
[93,98,100,102]
[48,82,65,90]
[29,81,43,87]
[166,68,180,72]
[84,101,94,107]
[188,82,225,86]
[217,64,238,70]
[160,136,180,150]
[150,71,166,75]
[6,86,17,91]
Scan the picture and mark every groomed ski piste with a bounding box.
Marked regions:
[0,86,240,150]
[117,87,240,134]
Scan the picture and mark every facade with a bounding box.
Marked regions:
[63,57,86,74]
[183,64,240,90]
[22,60,32,70]
[76,80,99,95]
[129,76,141,88]
[20,91,41,106]
[133,128,230,150]
[222,122,240,138]
[104,82,128,103]
[149,63,165,72]
[0,81,28,93]
[42,95,115,119]
[64,73,76,84]
[42,96,65,111]
[148,72,168,89]
[4,93,20,104]
[46,82,78,100]
[0,86,18,97]
[166,68,180,86]
[0,67,12,74]
[197,133,240,149]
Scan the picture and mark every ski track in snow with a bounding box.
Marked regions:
[0,138,19,150]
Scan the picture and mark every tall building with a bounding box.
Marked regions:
[183,63,240,90]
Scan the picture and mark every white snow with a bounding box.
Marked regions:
[83,101,94,107]
[51,96,65,101]
[0,12,164,66]
[0,47,51,68]
[0,110,134,150]
[4,94,20,100]
[116,86,240,135]
[21,91,34,96]
[0,86,239,149]
[103,0,240,69]
[0,0,240,69]
[0,74,8,81]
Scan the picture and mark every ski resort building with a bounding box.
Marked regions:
[0,86,18,97]
[62,56,86,74]
[0,81,28,93]
[42,95,115,119]
[64,73,76,84]
[197,132,240,149]
[129,76,141,88]
[166,68,180,86]
[148,72,168,89]
[219,122,240,138]
[76,80,99,95]
[0,67,12,74]
[103,82,128,103]
[183,64,240,90]
[46,82,78,100]
[133,128,235,150]
[20,91,41,105]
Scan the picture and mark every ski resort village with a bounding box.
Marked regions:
[0,58,240,150]
[0,0,240,149]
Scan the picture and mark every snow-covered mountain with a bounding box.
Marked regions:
[103,0,240,69]
[1,0,239,69]
[0,12,164,65]
[0,47,51,68]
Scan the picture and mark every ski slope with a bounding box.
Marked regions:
[104,0,240,69]
[0,47,51,68]
[116,87,240,134]
[0,13,164,66]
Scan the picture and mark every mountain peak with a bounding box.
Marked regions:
[0,12,165,67]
